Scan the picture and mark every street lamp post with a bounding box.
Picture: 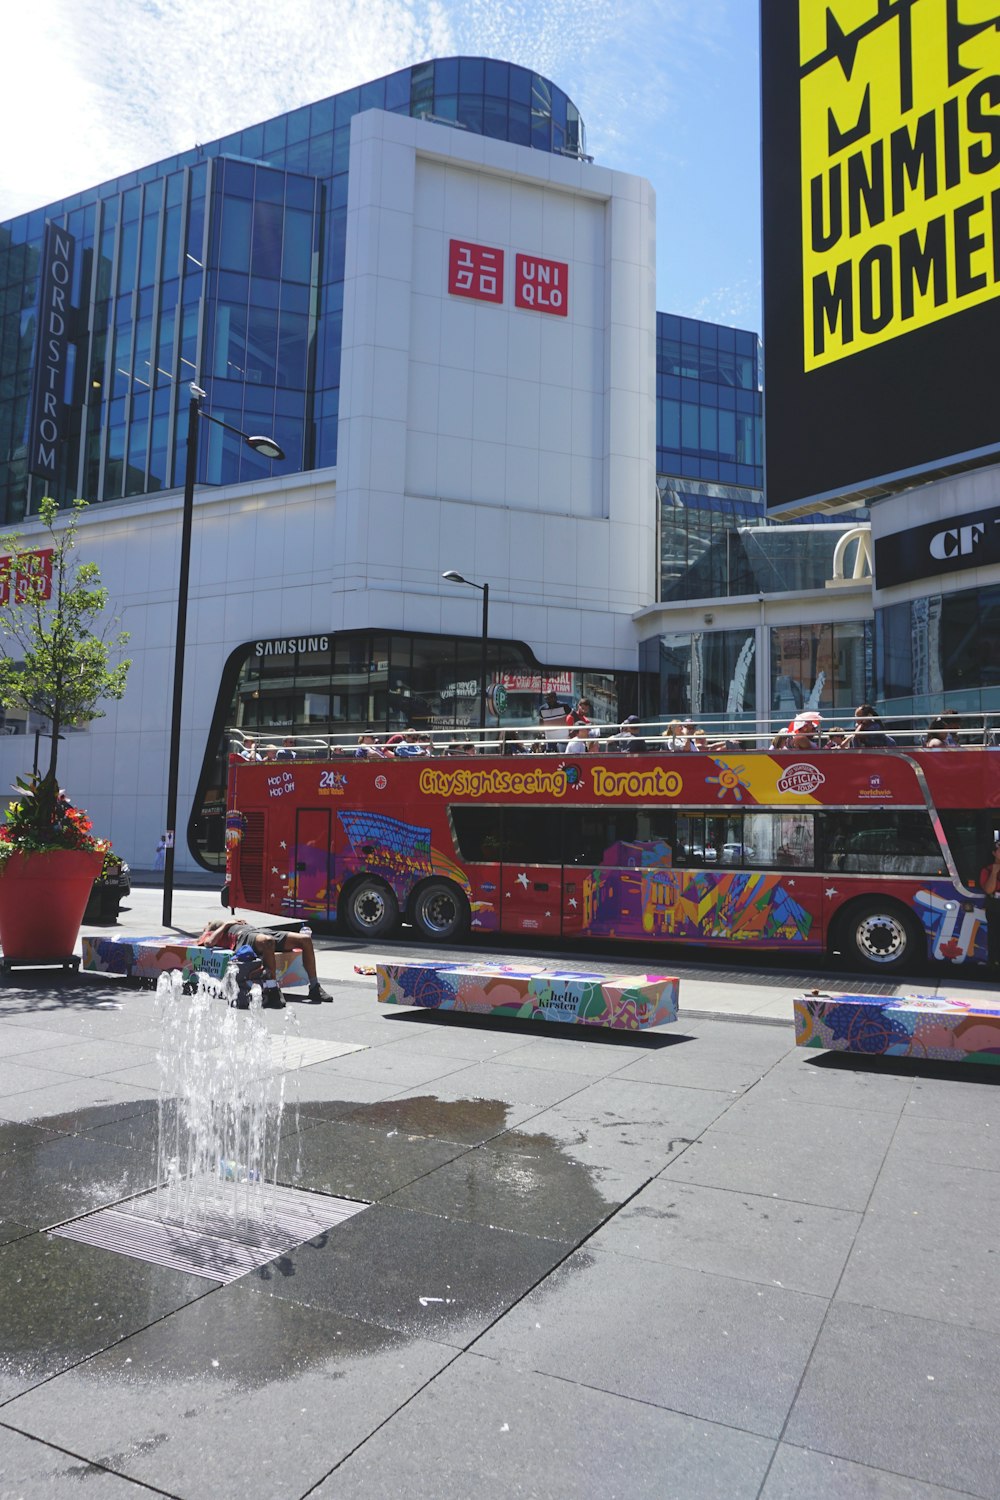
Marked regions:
[442,570,489,731]
[162,384,284,927]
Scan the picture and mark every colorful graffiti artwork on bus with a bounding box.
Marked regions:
[914,886,988,964]
[577,865,814,945]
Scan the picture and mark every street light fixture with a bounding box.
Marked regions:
[442,570,489,731]
[162,384,285,926]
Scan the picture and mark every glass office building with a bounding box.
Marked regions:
[0,59,585,523]
[655,313,765,602]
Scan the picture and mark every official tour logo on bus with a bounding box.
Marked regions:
[776,762,826,796]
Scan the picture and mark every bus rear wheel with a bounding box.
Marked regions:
[838,900,922,974]
[411,881,469,942]
[342,879,398,939]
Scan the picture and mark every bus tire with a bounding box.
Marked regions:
[342,879,399,940]
[411,880,470,942]
[836,900,923,974]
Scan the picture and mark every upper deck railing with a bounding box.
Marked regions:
[226,710,1000,761]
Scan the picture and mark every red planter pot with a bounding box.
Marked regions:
[0,849,104,962]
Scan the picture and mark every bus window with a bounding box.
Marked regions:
[819,810,944,875]
[676,813,739,866]
[450,806,502,862]
[564,809,638,866]
[501,807,564,865]
[938,811,994,888]
[746,812,815,868]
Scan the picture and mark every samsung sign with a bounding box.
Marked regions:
[27,223,76,482]
[874,505,1000,588]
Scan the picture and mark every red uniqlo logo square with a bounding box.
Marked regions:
[515,254,568,316]
[448,240,504,303]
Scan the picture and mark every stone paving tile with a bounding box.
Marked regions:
[0,1118,63,1157]
[0,1221,32,1247]
[613,1019,795,1094]
[760,1443,978,1499]
[323,1351,776,1500]
[836,1156,1000,1333]
[313,1091,534,1146]
[590,1178,861,1298]
[245,1203,569,1347]
[0,1130,159,1230]
[662,1096,899,1212]
[887,1110,1000,1171]
[277,1115,468,1201]
[290,1070,412,1109]
[7,1037,159,1080]
[0,1232,215,1402]
[384,1127,645,1242]
[516,1076,736,1175]
[477,1244,827,1438]
[0,1424,158,1499]
[1,1282,454,1500]
[382,1059,603,1111]
[0,1076,156,1125]
[904,1069,1000,1125]
[277,1045,474,1091]
[0,1058,74,1099]
[0,1024,100,1060]
[785,1300,1000,1498]
[755,1048,917,1115]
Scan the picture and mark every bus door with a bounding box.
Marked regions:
[500,806,563,937]
[292,807,334,919]
[563,807,677,940]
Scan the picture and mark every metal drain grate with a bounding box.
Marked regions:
[51,1179,367,1283]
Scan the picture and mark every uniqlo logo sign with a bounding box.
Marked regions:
[0,548,53,607]
[515,254,568,316]
[448,240,504,304]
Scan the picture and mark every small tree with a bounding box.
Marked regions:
[0,497,130,838]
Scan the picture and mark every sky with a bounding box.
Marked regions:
[3,0,762,331]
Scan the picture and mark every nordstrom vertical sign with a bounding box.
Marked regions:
[27,222,76,481]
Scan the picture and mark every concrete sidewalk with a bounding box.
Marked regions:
[0,889,998,1498]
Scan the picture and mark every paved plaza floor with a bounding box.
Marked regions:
[0,886,998,1498]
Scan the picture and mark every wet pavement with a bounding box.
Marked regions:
[0,888,998,1498]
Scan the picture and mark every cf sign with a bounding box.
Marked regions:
[929,524,985,561]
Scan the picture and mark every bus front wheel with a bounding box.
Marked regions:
[837,900,923,974]
[342,879,399,940]
[411,881,470,942]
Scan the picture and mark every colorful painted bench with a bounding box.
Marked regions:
[376,961,678,1030]
[81,935,308,990]
[794,991,1000,1065]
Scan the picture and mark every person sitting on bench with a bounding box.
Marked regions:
[195,920,332,1007]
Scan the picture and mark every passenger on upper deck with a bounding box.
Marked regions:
[925,714,960,748]
[539,691,567,752]
[660,719,687,751]
[846,704,895,748]
[609,716,647,752]
[354,734,387,759]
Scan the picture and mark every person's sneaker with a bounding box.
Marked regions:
[261,984,285,1009]
[308,982,333,1003]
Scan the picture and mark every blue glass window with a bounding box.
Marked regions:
[385,70,410,110]
[251,200,283,278]
[219,196,251,272]
[360,78,385,111]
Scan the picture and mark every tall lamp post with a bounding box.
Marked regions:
[442,570,489,731]
[162,384,284,927]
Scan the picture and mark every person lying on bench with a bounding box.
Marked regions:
[195,920,332,1007]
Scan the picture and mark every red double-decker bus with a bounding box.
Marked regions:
[224,744,1000,973]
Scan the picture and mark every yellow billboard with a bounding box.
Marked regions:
[801,0,1000,371]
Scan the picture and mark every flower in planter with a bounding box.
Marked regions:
[0,775,110,870]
